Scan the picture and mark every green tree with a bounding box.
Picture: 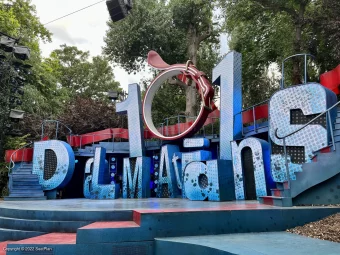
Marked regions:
[47,45,121,100]
[104,0,220,117]
[219,0,340,107]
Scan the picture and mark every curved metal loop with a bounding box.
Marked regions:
[185,60,194,71]
[275,100,340,140]
[281,53,316,90]
[144,52,215,141]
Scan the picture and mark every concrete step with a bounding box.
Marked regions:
[9,191,44,196]
[333,128,340,136]
[270,188,291,197]
[0,228,45,242]
[0,207,133,221]
[258,196,292,207]
[5,233,77,255]
[335,134,340,142]
[276,182,289,190]
[4,197,47,201]
[10,186,42,190]
[12,178,39,185]
[0,216,92,233]
[12,171,32,175]
[11,174,37,178]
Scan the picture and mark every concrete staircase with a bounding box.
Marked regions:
[0,206,130,242]
[259,107,340,207]
[5,163,46,201]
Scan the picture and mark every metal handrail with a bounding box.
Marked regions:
[275,101,340,140]
[7,142,33,174]
[69,131,129,148]
[41,120,73,140]
[158,115,220,137]
[235,99,270,116]
[281,53,316,89]
[233,100,270,136]
[275,100,340,189]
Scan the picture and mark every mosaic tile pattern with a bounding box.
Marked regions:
[184,160,222,201]
[212,51,242,160]
[183,138,210,148]
[271,154,302,182]
[172,152,183,190]
[156,145,181,198]
[122,157,151,198]
[116,84,145,157]
[83,147,119,199]
[181,150,212,198]
[269,83,334,182]
[231,138,268,200]
[33,140,75,190]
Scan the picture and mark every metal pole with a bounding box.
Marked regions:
[178,115,180,135]
[56,121,59,140]
[281,62,285,90]
[21,147,25,163]
[304,54,307,84]
[212,118,214,138]
[283,138,290,189]
[252,106,256,133]
[166,118,169,136]
[241,113,244,137]
[41,122,44,140]
[328,111,336,151]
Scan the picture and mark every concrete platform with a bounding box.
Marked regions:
[0,198,274,212]
[155,232,340,255]
[1,199,340,255]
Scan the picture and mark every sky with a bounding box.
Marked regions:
[31,0,229,92]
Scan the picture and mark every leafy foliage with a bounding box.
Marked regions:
[104,0,220,117]
[219,0,340,107]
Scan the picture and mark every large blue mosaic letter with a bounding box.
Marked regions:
[212,51,242,160]
[269,83,337,181]
[181,150,212,198]
[84,147,119,199]
[116,83,145,157]
[122,157,151,198]
[33,140,75,190]
[231,138,271,199]
[156,145,181,198]
[184,160,235,201]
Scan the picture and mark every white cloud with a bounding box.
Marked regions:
[32,0,152,92]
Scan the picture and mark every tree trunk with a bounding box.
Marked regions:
[292,3,306,85]
[185,24,199,118]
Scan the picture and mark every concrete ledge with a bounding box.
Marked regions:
[155,232,340,255]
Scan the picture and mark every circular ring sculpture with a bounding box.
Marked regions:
[143,51,216,141]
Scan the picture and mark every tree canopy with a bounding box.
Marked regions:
[104,0,220,118]
[219,0,340,107]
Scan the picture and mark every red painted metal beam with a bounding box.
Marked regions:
[242,104,269,124]
[5,148,33,163]
[320,65,340,94]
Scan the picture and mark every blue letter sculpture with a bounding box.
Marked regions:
[231,138,272,199]
[270,83,336,181]
[117,83,151,198]
[33,140,75,190]
[84,147,119,199]
[156,145,181,198]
